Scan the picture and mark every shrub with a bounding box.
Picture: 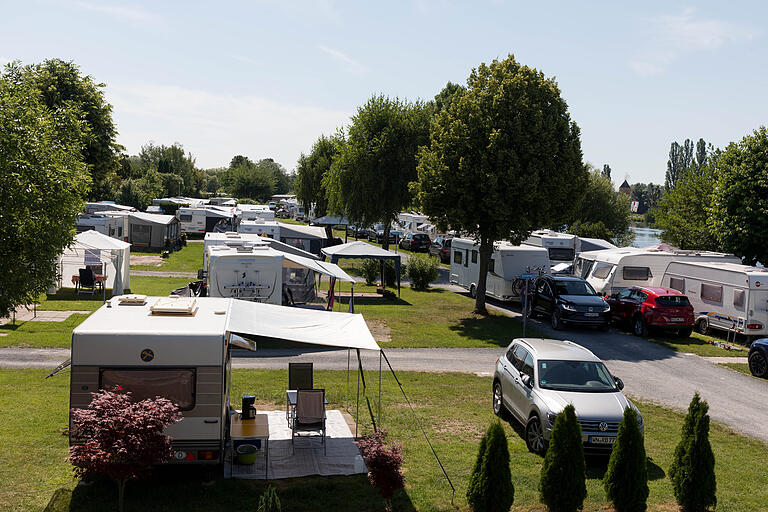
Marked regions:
[603,407,649,512]
[466,421,514,512]
[257,485,282,512]
[67,389,181,512]
[359,259,379,285]
[355,429,405,511]
[539,404,586,512]
[669,393,716,512]
[383,260,397,287]
[405,254,440,290]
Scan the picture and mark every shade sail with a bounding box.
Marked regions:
[282,253,355,283]
[227,299,379,352]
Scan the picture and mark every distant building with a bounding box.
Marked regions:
[618,180,632,195]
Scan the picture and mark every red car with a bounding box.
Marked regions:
[606,286,695,337]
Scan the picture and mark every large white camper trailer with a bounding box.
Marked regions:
[450,238,550,301]
[524,230,581,270]
[76,213,125,240]
[238,220,280,238]
[69,296,377,466]
[238,204,275,223]
[177,207,234,235]
[205,245,284,304]
[662,261,768,341]
[575,247,741,296]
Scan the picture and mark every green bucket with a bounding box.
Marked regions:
[236,444,259,465]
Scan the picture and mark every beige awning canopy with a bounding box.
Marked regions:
[281,252,355,283]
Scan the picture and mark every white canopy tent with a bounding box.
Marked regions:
[57,230,131,296]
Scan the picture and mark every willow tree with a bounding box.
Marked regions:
[295,134,340,220]
[416,54,586,314]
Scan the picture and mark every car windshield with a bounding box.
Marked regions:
[554,280,597,296]
[538,360,617,392]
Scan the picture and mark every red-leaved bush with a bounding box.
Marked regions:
[355,429,405,508]
[67,389,181,512]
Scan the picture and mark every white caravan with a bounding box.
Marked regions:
[397,213,428,234]
[238,204,274,223]
[450,238,550,301]
[206,245,284,304]
[575,247,741,296]
[176,207,234,235]
[76,213,125,240]
[662,261,768,341]
[524,229,581,270]
[69,295,376,465]
[238,220,280,238]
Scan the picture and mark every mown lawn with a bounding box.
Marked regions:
[638,329,750,358]
[2,368,767,512]
[131,243,203,273]
[719,362,758,378]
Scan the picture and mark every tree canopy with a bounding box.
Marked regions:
[295,134,340,219]
[0,64,90,317]
[566,168,632,245]
[416,54,585,313]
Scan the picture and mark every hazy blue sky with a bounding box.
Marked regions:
[2,1,766,184]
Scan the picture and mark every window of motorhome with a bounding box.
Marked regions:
[471,250,478,264]
[591,262,614,280]
[733,289,746,308]
[548,248,575,261]
[454,251,462,265]
[576,258,594,279]
[118,227,123,238]
[669,277,685,293]
[623,266,651,280]
[701,283,723,303]
[100,369,196,410]
[488,258,495,273]
[179,214,193,222]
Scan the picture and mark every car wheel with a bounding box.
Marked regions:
[551,310,563,331]
[695,318,710,335]
[633,316,648,337]
[677,327,693,338]
[492,381,508,418]
[749,351,768,378]
[469,284,477,299]
[525,415,547,456]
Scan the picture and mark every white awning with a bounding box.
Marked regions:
[226,300,379,352]
[282,253,355,283]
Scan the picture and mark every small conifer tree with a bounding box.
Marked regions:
[466,421,514,512]
[539,405,586,512]
[603,407,649,512]
[669,393,717,512]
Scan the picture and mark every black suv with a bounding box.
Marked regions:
[428,237,452,263]
[529,276,611,331]
[399,233,431,252]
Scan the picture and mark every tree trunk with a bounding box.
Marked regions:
[118,478,126,512]
[382,224,390,251]
[474,235,493,315]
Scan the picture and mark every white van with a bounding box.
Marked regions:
[662,261,768,341]
[523,229,581,270]
[450,238,550,301]
[206,245,284,304]
[575,247,741,296]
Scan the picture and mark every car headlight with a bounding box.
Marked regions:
[602,304,611,312]
[546,412,559,426]
[562,304,576,312]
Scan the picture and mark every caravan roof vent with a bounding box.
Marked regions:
[117,294,148,306]
[225,232,240,238]
[150,297,198,316]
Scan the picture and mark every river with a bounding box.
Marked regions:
[630,224,662,248]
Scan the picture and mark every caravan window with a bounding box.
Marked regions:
[488,258,495,274]
[179,214,193,222]
[548,248,575,261]
[453,251,462,265]
[733,289,746,308]
[669,277,685,293]
[701,283,723,303]
[471,250,478,264]
[623,266,651,281]
[591,263,614,280]
[100,369,196,410]
[576,258,594,279]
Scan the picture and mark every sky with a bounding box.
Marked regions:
[2,1,766,184]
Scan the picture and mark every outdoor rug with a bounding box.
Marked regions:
[225,409,367,480]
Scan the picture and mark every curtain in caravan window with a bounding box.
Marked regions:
[623,266,651,280]
[733,289,746,308]
[101,369,196,410]
[669,277,685,293]
[701,283,723,303]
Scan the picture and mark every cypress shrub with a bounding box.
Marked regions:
[466,421,514,512]
[405,253,440,290]
[669,393,717,512]
[539,405,586,512]
[603,407,649,512]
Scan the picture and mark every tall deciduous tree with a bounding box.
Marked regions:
[325,95,431,249]
[666,139,695,190]
[709,127,768,265]
[20,59,122,199]
[296,135,339,219]
[0,64,90,317]
[417,55,585,313]
[138,142,201,196]
[228,160,277,201]
[566,169,632,245]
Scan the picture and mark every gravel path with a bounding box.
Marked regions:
[131,270,198,278]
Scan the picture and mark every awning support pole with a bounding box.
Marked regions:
[378,350,382,428]
[346,349,350,412]
[355,349,360,438]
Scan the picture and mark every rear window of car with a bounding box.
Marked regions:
[655,295,690,307]
[414,234,430,240]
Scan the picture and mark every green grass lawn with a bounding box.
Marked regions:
[131,243,203,273]
[638,329,750,357]
[719,362,757,378]
[0,314,89,349]
[2,368,767,512]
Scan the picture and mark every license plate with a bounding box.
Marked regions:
[585,313,599,317]
[669,317,684,322]
[590,436,616,444]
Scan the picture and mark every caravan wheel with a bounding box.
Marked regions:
[469,284,477,299]
[695,318,711,335]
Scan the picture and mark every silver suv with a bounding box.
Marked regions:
[493,338,643,455]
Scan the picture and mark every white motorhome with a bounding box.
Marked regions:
[397,213,428,234]
[177,207,234,235]
[238,220,280,238]
[575,247,741,296]
[69,295,376,466]
[206,245,284,304]
[662,261,768,341]
[450,238,550,301]
[524,230,581,270]
[238,204,275,223]
[76,213,125,240]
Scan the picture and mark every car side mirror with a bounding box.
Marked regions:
[521,374,533,388]
[614,376,624,390]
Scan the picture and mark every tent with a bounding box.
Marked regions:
[57,230,131,296]
[322,241,402,297]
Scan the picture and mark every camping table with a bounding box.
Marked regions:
[230,412,270,479]
[285,390,329,427]
[71,274,105,292]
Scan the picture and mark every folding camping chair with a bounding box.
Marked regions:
[78,268,96,295]
[291,389,326,455]
[286,362,314,426]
